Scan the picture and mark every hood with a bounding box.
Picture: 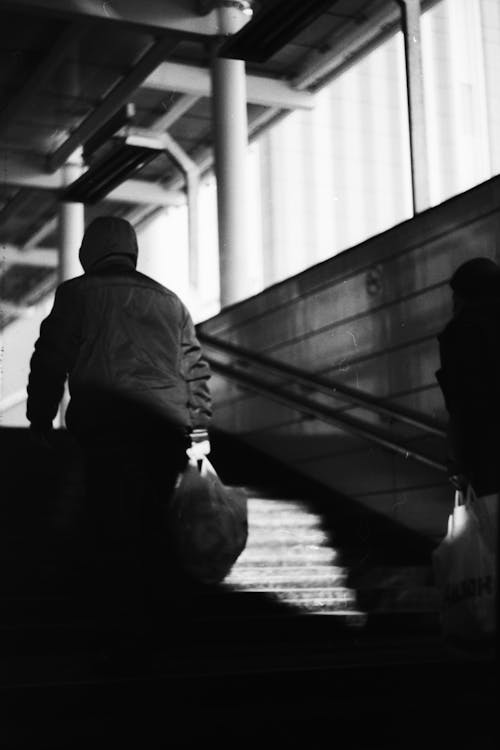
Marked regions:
[79,216,138,272]
[450,257,500,301]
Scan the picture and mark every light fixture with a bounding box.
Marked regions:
[82,103,136,163]
[61,142,161,204]
[61,122,167,204]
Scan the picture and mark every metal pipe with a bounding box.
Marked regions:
[48,35,179,172]
[199,332,447,437]
[398,0,429,213]
[211,2,251,307]
[212,53,249,306]
[59,162,84,283]
[209,358,447,473]
[186,170,200,291]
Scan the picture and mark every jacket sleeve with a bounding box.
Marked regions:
[26,282,81,430]
[437,318,491,473]
[180,307,212,430]
[438,319,489,418]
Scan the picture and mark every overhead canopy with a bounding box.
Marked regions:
[0,0,433,320]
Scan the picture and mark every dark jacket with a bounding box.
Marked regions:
[436,299,500,494]
[27,218,211,437]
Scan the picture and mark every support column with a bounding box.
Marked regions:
[186,170,200,290]
[58,149,84,426]
[59,155,84,283]
[398,0,429,213]
[160,132,201,292]
[211,3,251,307]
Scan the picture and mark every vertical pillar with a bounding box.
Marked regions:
[211,3,251,307]
[186,170,200,291]
[58,150,84,426]
[398,0,429,213]
[59,155,84,284]
[161,132,202,292]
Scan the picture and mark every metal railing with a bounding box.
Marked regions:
[0,389,27,415]
[198,332,447,474]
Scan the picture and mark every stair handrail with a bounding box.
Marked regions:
[207,358,447,473]
[198,332,446,439]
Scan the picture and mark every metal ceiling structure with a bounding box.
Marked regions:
[0,0,432,327]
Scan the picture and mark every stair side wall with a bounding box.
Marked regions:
[198,175,500,540]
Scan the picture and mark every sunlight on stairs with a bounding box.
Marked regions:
[224,494,367,624]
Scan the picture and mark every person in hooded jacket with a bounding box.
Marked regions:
[26,216,212,654]
[436,256,500,497]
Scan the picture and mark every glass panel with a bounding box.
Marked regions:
[136,134,266,320]
[421,0,500,206]
[136,176,221,324]
[253,31,413,288]
[482,0,500,175]
[195,175,220,321]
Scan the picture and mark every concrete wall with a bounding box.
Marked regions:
[198,175,500,540]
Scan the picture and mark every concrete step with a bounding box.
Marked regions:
[225,564,348,587]
[0,492,442,624]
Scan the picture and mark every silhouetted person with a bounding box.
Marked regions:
[436,257,500,496]
[26,216,212,662]
[436,258,499,655]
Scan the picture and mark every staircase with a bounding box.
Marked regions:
[0,427,496,749]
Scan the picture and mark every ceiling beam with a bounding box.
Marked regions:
[0,155,185,206]
[1,245,57,267]
[0,0,221,37]
[0,269,58,333]
[0,189,33,223]
[0,157,62,190]
[125,205,165,230]
[149,94,200,131]
[17,180,185,259]
[23,218,58,250]
[163,105,287,193]
[47,35,180,172]
[143,62,317,109]
[127,107,289,240]
[1,105,284,321]
[0,23,86,132]
[109,179,185,206]
[0,388,28,415]
[292,1,402,91]
[291,0,440,91]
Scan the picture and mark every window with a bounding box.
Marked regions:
[254,31,413,288]
[421,0,500,205]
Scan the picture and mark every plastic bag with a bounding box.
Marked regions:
[432,486,497,646]
[168,456,248,584]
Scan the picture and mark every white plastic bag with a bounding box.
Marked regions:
[432,486,497,645]
[169,456,248,584]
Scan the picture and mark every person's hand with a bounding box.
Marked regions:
[29,426,55,452]
[445,446,467,490]
[187,429,210,461]
[449,472,468,492]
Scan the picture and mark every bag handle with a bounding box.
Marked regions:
[199,457,218,478]
[185,453,218,477]
[453,483,478,508]
[463,483,478,506]
[454,489,464,508]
